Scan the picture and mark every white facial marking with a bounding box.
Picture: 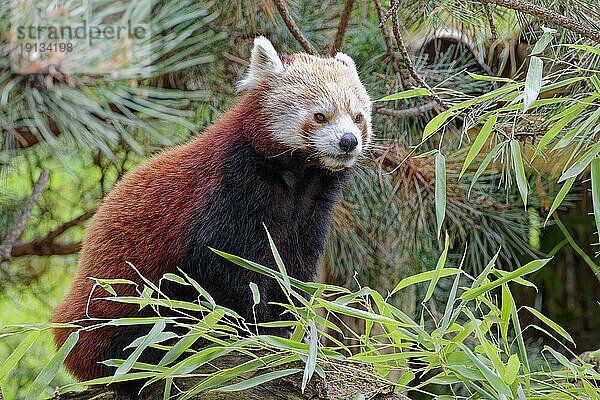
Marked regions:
[310,114,363,170]
[240,38,372,171]
[236,36,283,91]
[316,97,334,115]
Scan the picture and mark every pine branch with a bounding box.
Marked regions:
[373,0,402,75]
[331,0,355,54]
[272,0,318,54]
[483,3,498,40]
[0,170,49,263]
[479,0,600,43]
[389,1,450,109]
[377,0,401,28]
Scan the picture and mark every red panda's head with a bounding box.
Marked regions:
[237,36,372,171]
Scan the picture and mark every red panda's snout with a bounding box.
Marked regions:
[303,110,369,171]
[237,36,372,171]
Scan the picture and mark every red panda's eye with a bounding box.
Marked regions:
[354,114,363,123]
[314,113,328,123]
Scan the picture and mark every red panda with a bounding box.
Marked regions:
[52,36,372,386]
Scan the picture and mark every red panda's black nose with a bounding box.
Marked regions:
[339,133,358,153]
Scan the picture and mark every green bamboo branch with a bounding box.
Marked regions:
[553,215,600,282]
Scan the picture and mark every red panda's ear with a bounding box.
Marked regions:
[237,36,284,91]
[334,52,359,77]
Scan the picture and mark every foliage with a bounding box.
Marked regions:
[1,0,599,395]
[1,238,599,399]
[0,0,224,159]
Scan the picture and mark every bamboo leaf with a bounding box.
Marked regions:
[461,258,551,301]
[375,88,431,102]
[471,249,501,289]
[458,344,512,397]
[510,140,528,207]
[555,108,600,150]
[179,355,282,400]
[543,346,578,375]
[530,27,556,55]
[435,152,446,238]
[301,319,318,393]
[591,158,600,238]
[523,306,574,344]
[162,273,188,286]
[500,284,511,349]
[178,268,216,309]
[264,224,291,294]
[26,331,79,400]
[440,270,461,334]
[315,299,399,325]
[250,282,261,306]
[210,248,316,295]
[467,73,514,83]
[114,319,166,379]
[0,331,40,381]
[559,142,600,182]
[424,233,450,302]
[469,141,505,195]
[460,114,498,178]
[562,44,600,56]
[391,268,462,295]
[502,354,521,386]
[523,56,543,111]
[422,110,452,140]
[544,177,576,225]
[157,309,225,367]
[533,99,590,158]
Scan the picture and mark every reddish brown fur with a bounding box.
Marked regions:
[52,91,282,380]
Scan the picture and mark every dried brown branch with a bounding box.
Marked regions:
[479,0,600,43]
[331,0,355,54]
[272,0,318,54]
[4,121,61,149]
[11,241,81,257]
[44,210,95,243]
[389,2,450,109]
[373,0,401,75]
[0,170,49,263]
[375,101,441,117]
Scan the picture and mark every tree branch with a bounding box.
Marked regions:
[272,0,318,54]
[479,0,600,43]
[377,0,401,28]
[373,0,401,75]
[44,210,95,243]
[54,353,410,400]
[389,1,450,109]
[10,241,81,257]
[5,210,94,259]
[483,3,498,40]
[331,0,355,54]
[0,170,49,263]
[375,101,441,117]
